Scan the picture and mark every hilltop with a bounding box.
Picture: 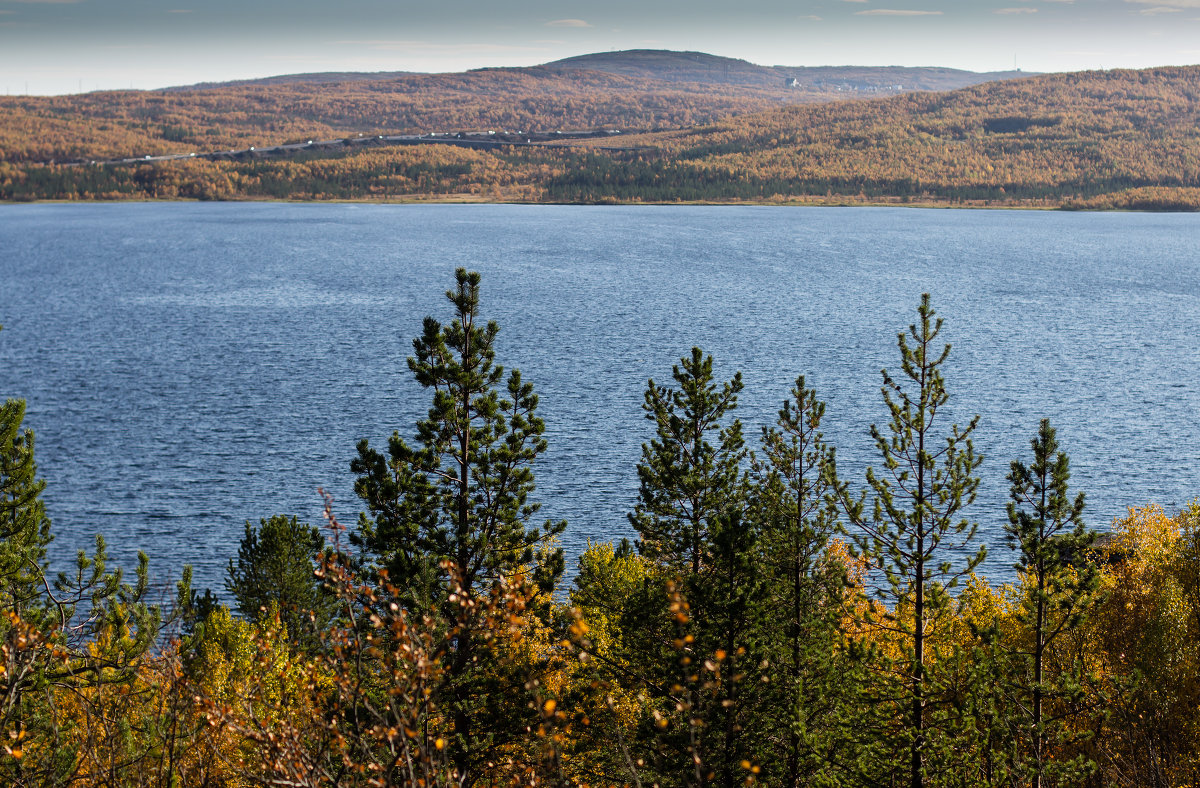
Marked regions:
[163,71,419,91]
[543,49,1026,92]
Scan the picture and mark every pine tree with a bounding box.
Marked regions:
[351,268,565,785]
[845,294,985,788]
[629,347,745,576]
[695,507,770,788]
[226,514,332,644]
[627,348,773,786]
[1006,419,1098,788]
[0,397,52,621]
[750,376,854,787]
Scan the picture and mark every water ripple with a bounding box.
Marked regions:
[1,203,1198,593]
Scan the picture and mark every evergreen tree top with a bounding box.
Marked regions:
[352,269,565,606]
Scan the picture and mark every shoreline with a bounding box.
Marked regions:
[0,194,1161,211]
[0,196,1180,212]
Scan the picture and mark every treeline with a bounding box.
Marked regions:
[0,146,562,202]
[4,275,1200,787]
[1063,186,1200,212]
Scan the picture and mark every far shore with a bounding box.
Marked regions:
[0,196,1168,212]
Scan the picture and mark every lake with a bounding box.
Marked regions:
[2,202,1199,594]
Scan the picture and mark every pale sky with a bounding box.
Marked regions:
[2,0,1199,95]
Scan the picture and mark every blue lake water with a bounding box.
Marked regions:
[2,202,1199,595]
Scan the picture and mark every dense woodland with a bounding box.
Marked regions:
[6,62,1200,209]
[4,272,1200,787]
[0,68,792,164]
[0,52,1020,166]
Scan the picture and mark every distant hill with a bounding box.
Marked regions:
[2,49,1035,164]
[543,49,1029,92]
[12,59,1200,210]
[165,71,417,91]
[540,65,1200,208]
[175,49,1029,96]
[544,49,795,86]
[0,66,789,162]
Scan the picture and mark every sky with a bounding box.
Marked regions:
[2,0,1200,96]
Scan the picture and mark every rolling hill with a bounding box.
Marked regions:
[543,50,1027,92]
[0,49,1032,164]
[542,65,1200,208]
[4,61,1199,209]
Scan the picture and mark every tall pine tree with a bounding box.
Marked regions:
[627,349,779,787]
[1006,419,1098,788]
[0,397,52,626]
[845,294,985,788]
[351,269,565,785]
[629,347,745,575]
[750,376,856,787]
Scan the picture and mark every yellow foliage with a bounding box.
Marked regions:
[1084,504,1200,786]
[1096,505,1186,672]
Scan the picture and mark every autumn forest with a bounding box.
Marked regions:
[3,56,1200,209]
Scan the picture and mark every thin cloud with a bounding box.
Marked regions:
[855,8,944,14]
[0,0,85,4]
[840,0,869,3]
[1137,5,1182,12]
[996,7,1038,12]
[167,9,192,13]
[800,14,823,20]
[545,19,591,27]
[1125,0,1200,6]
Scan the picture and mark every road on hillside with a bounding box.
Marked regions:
[56,130,632,167]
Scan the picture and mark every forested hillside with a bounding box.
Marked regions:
[0,68,782,163]
[3,64,1200,208]
[546,65,1200,207]
[0,50,1026,165]
[0,69,758,163]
